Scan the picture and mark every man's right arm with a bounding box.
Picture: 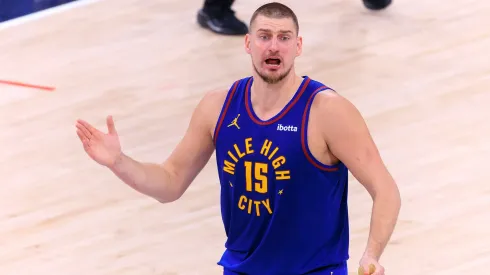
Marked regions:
[107,89,227,203]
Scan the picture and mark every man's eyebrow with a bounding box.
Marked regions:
[256,28,294,34]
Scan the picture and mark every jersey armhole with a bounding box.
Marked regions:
[212,79,240,145]
[300,86,342,172]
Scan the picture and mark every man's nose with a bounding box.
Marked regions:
[268,38,279,52]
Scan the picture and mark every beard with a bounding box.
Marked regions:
[252,61,292,84]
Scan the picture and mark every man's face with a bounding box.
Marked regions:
[245,15,302,84]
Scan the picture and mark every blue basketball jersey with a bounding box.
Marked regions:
[213,76,350,275]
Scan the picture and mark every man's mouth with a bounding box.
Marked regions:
[265,58,281,65]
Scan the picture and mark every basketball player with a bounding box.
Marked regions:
[76,2,401,274]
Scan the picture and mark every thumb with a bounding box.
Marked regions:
[106,115,118,135]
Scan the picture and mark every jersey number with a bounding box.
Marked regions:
[244,161,268,193]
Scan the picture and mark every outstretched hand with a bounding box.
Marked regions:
[76,115,122,168]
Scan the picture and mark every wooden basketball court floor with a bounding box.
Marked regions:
[1,0,489,274]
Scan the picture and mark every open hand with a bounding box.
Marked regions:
[358,255,385,275]
[76,115,122,168]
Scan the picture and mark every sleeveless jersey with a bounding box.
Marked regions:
[213,76,350,275]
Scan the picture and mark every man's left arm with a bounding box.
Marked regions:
[316,92,401,266]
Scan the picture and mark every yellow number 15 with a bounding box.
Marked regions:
[244,161,268,193]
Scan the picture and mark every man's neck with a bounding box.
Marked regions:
[250,72,304,120]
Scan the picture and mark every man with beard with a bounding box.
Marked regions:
[75,2,401,275]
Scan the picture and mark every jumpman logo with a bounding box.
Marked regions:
[228,114,240,129]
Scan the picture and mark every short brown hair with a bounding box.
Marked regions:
[249,2,299,34]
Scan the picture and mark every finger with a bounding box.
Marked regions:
[369,264,376,274]
[77,119,100,136]
[106,115,117,135]
[76,129,86,142]
[358,264,376,275]
[76,130,91,150]
[372,265,384,275]
[76,123,92,139]
[358,266,370,275]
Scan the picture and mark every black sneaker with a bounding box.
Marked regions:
[197,8,248,35]
[363,0,392,10]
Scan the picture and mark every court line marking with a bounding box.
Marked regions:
[0,0,104,31]
[0,79,55,91]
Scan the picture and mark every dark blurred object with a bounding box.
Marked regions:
[33,0,76,11]
[0,0,77,23]
[0,0,34,22]
[197,0,248,35]
[363,0,392,10]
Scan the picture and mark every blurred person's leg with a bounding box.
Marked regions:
[363,0,392,10]
[33,0,77,11]
[197,0,248,35]
[0,0,33,22]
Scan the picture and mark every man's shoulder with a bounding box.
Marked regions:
[196,89,229,124]
[305,76,335,91]
[309,84,363,124]
[202,88,229,103]
[310,83,343,108]
[200,76,251,106]
[196,77,247,130]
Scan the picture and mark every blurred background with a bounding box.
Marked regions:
[1,0,488,274]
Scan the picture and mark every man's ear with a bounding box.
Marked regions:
[296,35,303,57]
[245,33,251,54]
